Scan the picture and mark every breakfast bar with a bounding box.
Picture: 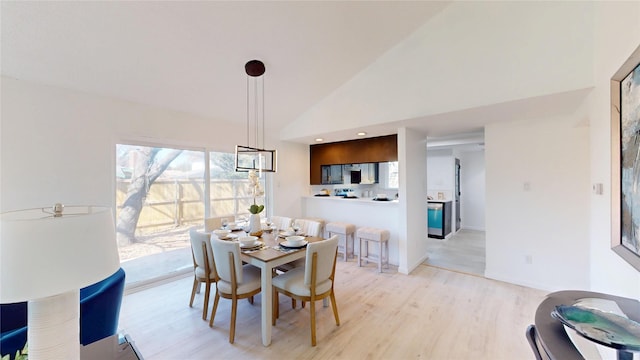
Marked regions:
[301,196,400,266]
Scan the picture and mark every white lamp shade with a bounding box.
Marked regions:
[1,205,120,303]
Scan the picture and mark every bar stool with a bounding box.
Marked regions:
[356,227,390,273]
[326,222,356,261]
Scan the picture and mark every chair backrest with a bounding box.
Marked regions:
[189,228,217,279]
[304,235,339,286]
[204,216,225,232]
[295,219,321,237]
[211,238,244,284]
[80,268,126,345]
[270,216,291,231]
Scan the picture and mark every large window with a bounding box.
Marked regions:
[116,144,205,286]
[209,151,266,220]
[115,145,267,287]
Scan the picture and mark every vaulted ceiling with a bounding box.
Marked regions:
[1,1,592,145]
[2,2,449,137]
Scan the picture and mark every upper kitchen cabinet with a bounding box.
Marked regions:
[310,134,397,185]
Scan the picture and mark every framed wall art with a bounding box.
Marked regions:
[611,44,640,272]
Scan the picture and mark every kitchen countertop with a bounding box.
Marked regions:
[305,195,398,205]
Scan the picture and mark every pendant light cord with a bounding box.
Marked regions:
[245,70,265,150]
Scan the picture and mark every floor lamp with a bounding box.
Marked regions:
[1,204,120,360]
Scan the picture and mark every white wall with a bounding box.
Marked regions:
[269,140,308,218]
[588,2,640,298]
[0,77,309,219]
[426,149,454,201]
[458,150,485,231]
[398,127,428,274]
[485,115,590,291]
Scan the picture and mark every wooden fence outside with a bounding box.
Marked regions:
[116,178,254,235]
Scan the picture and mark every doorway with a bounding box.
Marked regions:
[425,134,486,276]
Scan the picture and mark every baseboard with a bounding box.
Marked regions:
[484,270,553,292]
[124,269,191,295]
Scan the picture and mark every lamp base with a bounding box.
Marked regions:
[28,289,80,360]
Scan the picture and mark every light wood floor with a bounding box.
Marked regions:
[424,230,486,276]
[118,260,544,360]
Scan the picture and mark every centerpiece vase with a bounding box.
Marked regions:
[249,213,263,237]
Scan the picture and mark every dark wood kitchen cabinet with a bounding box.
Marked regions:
[310,134,397,185]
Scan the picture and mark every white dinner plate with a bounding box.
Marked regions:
[280,240,308,249]
[240,240,261,248]
[219,233,238,240]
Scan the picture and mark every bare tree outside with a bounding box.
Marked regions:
[116,146,183,246]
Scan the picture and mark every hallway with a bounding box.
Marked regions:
[423,229,486,276]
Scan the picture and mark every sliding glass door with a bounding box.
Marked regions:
[115,144,204,286]
[115,145,268,287]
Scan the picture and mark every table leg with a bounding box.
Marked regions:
[261,263,273,346]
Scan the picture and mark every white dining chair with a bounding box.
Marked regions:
[293,219,322,237]
[204,216,226,232]
[302,219,322,237]
[277,219,322,273]
[189,228,218,320]
[270,216,292,231]
[209,238,262,343]
[272,235,340,346]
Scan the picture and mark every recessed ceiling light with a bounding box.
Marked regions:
[357,132,367,136]
[315,138,324,142]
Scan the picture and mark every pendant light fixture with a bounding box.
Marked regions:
[235,59,277,173]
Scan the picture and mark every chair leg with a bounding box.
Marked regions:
[209,292,220,327]
[272,289,278,325]
[189,278,198,307]
[202,281,211,320]
[229,298,237,344]
[310,299,317,346]
[526,325,543,360]
[330,292,340,326]
[292,298,296,309]
[358,238,362,267]
[378,240,383,273]
[385,241,389,268]
[248,296,254,305]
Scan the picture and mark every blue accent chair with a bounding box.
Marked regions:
[0,268,126,359]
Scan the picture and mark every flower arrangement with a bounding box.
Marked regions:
[247,170,265,214]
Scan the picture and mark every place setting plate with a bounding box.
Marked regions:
[278,231,297,238]
[279,236,308,249]
[240,240,264,251]
[219,233,238,240]
[279,240,308,249]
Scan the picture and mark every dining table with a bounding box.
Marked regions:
[238,230,323,346]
